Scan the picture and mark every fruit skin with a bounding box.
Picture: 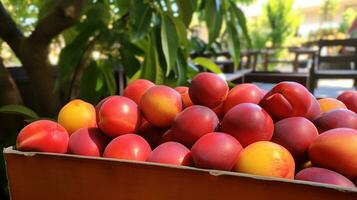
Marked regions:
[103,134,151,161]
[221,103,274,147]
[260,82,311,120]
[68,128,109,157]
[16,120,69,153]
[58,99,97,134]
[235,141,295,179]
[211,102,224,120]
[98,96,141,138]
[318,98,347,113]
[148,142,191,166]
[175,86,193,108]
[304,94,322,120]
[295,167,356,188]
[137,118,168,149]
[95,96,112,124]
[158,129,176,145]
[337,91,357,113]
[191,132,243,171]
[141,85,183,127]
[309,128,357,179]
[314,109,357,132]
[172,105,219,147]
[223,83,265,114]
[272,117,318,164]
[123,79,155,105]
[189,72,228,108]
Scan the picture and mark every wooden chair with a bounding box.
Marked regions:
[309,39,357,91]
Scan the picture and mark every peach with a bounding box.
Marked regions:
[98,96,141,138]
[314,109,357,132]
[16,120,69,153]
[158,129,176,145]
[137,119,168,148]
[148,142,191,166]
[260,82,311,120]
[235,141,295,179]
[175,86,193,108]
[189,72,228,108]
[68,128,109,157]
[58,99,97,134]
[103,134,151,161]
[309,128,357,179]
[272,117,319,164]
[191,132,243,171]
[295,167,356,188]
[172,105,219,147]
[123,79,155,105]
[95,96,113,124]
[304,94,322,120]
[318,98,347,113]
[141,85,182,127]
[211,102,224,120]
[221,103,274,147]
[337,91,357,113]
[223,83,265,114]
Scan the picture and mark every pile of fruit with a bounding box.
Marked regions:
[15,72,357,188]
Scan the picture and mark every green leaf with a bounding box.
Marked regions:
[0,105,39,119]
[230,1,251,47]
[119,48,141,77]
[226,21,241,70]
[98,60,116,95]
[130,0,153,41]
[205,0,223,44]
[172,16,189,49]
[176,49,188,85]
[79,61,104,104]
[141,33,164,84]
[192,57,222,74]
[161,13,179,76]
[176,0,196,26]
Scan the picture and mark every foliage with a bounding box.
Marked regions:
[320,0,340,25]
[339,8,357,33]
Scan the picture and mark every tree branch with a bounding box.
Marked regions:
[29,0,87,44]
[0,57,23,105]
[0,1,24,55]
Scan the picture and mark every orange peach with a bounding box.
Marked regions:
[58,99,97,134]
[175,86,193,108]
[260,82,311,120]
[235,141,295,179]
[189,72,228,108]
[123,79,155,105]
[68,128,109,157]
[309,128,357,179]
[314,109,357,132]
[295,167,356,188]
[98,96,141,138]
[221,103,274,147]
[16,120,69,153]
[141,85,183,127]
[223,83,265,114]
[337,91,357,113]
[318,98,347,113]
[172,105,219,147]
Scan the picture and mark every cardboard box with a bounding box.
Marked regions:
[3,146,357,200]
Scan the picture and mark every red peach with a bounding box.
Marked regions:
[223,83,265,114]
[189,72,228,108]
[158,129,176,145]
[103,134,151,161]
[309,128,357,179]
[221,103,274,147]
[172,105,219,147]
[211,102,224,120]
[16,120,69,153]
[191,132,243,171]
[95,96,113,124]
[337,91,357,113]
[260,82,311,120]
[272,117,319,164]
[314,109,357,132]
[304,94,322,120]
[137,119,168,148]
[141,85,182,127]
[296,167,356,188]
[148,142,191,166]
[175,86,193,108]
[123,79,155,105]
[98,96,141,138]
[68,128,109,157]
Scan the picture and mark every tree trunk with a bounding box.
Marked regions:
[0,58,23,106]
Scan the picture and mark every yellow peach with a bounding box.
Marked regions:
[318,98,347,113]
